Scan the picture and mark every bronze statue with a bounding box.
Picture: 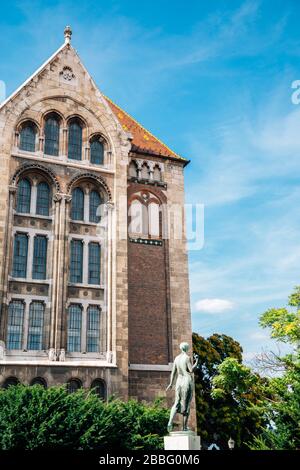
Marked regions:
[166,342,199,432]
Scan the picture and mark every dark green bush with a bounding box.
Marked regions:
[0,385,169,450]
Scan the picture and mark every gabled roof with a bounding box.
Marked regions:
[104,96,187,163]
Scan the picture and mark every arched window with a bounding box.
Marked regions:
[36,182,50,216]
[16,178,31,213]
[87,306,101,352]
[128,199,143,234]
[128,192,162,239]
[19,122,37,152]
[32,235,47,280]
[71,188,84,221]
[44,114,60,156]
[89,190,101,223]
[91,379,106,400]
[148,202,160,238]
[68,119,82,160]
[153,165,162,182]
[88,243,101,285]
[141,163,150,180]
[70,239,83,283]
[27,301,44,350]
[6,300,24,350]
[67,304,82,352]
[129,161,138,178]
[2,377,20,389]
[12,233,28,278]
[30,377,47,388]
[67,378,82,393]
[90,137,104,165]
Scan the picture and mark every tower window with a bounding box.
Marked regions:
[12,233,28,278]
[88,242,101,285]
[27,301,44,350]
[36,182,50,216]
[89,190,101,223]
[70,239,83,283]
[19,122,37,152]
[90,137,104,165]
[67,305,82,352]
[44,114,60,156]
[68,120,82,160]
[32,235,47,280]
[16,178,31,214]
[7,301,24,350]
[71,188,84,221]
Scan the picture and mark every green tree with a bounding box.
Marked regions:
[0,385,169,450]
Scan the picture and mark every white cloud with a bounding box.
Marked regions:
[195,298,234,314]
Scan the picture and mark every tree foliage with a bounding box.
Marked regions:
[0,385,169,451]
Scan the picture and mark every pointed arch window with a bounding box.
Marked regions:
[27,301,44,350]
[12,233,28,278]
[36,182,50,216]
[7,300,24,350]
[67,305,82,352]
[44,114,60,156]
[68,119,82,160]
[87,306,101,352]
[90,137,104,165]
[16,178,31,213]
[71,188,84,221]
[89,190,101,223]
[19,122,37,152]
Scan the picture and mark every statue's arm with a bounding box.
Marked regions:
[166,362,177,391]
[191,354,199,372]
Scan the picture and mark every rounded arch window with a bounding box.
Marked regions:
[30,377,47,388]
[16,178,31,213]
[68,118,83,161]
[2,376,20,389]
[67,378,82,394]
[90,136,104,165]
[44,113,60,156]
[91,379,106,400]
[19,121,37,152]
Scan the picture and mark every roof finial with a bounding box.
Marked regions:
[64,25,72,44]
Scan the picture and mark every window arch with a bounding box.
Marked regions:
[44,113,60,156]
[89,190,101,223]
[141,162,150,180]
[30,377,47,388]
[19,121,37,152]
[148,202,160,238]
[91,379,106,400]
[36,181,50,216]
[128,192,162,239]
[16,178,31,213]
[90,136,104,165]
[68,119,83,160]
[67,304,82,352]
[27,301,44,350]
[67,378,82,393]
[6,300,25,350]
[153,165,162,182]
[87,306,101,352]
[71,188,84,221]
[129,161,138,178]
[2,377,20,389]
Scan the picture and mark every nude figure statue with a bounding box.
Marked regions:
[166,342,199,432]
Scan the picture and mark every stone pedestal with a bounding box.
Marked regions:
[164,431,201,450]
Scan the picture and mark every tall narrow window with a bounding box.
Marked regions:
[71,188,84,221]
[7,300,24,350]
[12,233,28,278]
[128,199,143,234]
[19,122,36,152]
[16,178,31,213]
[87,306,100,352]
[90,138,104,165]
[36,182,50,216]
[44,114,60,156]
[88,243,101,285]
[68,120,82,160]
[27,301,44,350]
[67,305,82,352]
[148,202,160,238]
[32,236,47,280]
[89,190,101,223]
[70,239,83,283]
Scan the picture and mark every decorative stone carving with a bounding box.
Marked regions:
[0,340,5,360]
[48,348,57,361]
[60,66,75,82]
[59,349,65,362]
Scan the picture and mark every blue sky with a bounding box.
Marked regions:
[1,0,300,361]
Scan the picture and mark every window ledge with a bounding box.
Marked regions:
[14,212,53,221]
[129,237,163,246]
[8,277,51,285]
[68,283,104,289]
[128,177,167,189]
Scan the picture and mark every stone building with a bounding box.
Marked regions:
[0,27,193,419]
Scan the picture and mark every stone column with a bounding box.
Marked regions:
[105,201,114,362]
[49,193,62,349]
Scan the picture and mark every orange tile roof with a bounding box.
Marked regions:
[104,95,188,162]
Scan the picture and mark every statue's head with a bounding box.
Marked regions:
[180,342,189,352]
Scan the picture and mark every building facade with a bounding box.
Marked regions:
[0,28,193,422]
